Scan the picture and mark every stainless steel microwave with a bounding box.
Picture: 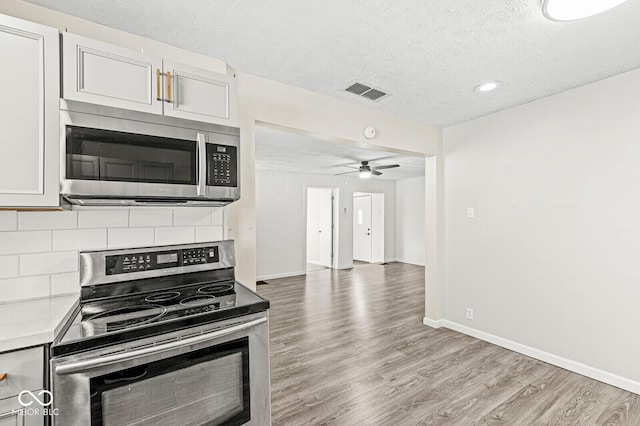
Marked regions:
[60,100,240,206]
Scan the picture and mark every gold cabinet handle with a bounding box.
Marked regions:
[166,71,172,103]
[156,69,161,101]
[0,373,7,382]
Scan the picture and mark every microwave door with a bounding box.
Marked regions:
[62,124,200,201]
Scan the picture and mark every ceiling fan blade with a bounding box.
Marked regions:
[371,164,399,170]
[371,170,383,176]
[334,170,359,176]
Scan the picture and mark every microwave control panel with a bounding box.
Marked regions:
[207,144,237,187]
[106,246,220,275]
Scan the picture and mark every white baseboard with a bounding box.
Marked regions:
[256,270,305,281]
[423,317,444,328]
[396,258,426,266]
[425,319,640,395]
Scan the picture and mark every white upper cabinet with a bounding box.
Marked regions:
[62,32,163,114]
[163,60,237,126]
[62,33,237,126]
[0,14,59,208]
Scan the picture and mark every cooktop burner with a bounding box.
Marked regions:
[198,283,234,294]
[88,304,167,331]
[144,292,181,303]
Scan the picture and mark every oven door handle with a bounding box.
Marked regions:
[54,317,266,375]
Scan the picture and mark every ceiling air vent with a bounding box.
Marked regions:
[344,82,389,102]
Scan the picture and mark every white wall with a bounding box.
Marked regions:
[396,176,425,266]
[443,68,640,391]
[256,168,396,280]
[0,208,223,302]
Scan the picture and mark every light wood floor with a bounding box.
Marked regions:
[257,262,640,425]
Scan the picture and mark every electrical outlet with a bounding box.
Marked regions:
[467,207,475,219]
[466,308,474,320]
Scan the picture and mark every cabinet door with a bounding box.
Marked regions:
[0,346,44,425]
[0,397,44,426]
[0,14,59,207]
[62,32,163,114]
[163,60,238,126]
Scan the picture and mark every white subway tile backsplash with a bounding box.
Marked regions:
[0,207,230,302]
[173,209,212,226]
[212,208,224,225]
[195,226,224,243]
[130,209,173,227]
[108,228,154,249]
[53,229,107,251]
[0,256,19,279]
[0,211,17,231]
[0,231,51,255]
[19,251,78,276]
[18,211,77,230]
[0,275,49,303]
[51,272,80,296]
[79,209,129,228]
[155,227,195,245]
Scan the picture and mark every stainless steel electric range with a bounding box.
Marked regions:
[50,240,271,426]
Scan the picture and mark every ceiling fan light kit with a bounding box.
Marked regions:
[336,160,400,178]
[542,0,630,21]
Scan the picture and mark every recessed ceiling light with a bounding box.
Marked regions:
[542,0,630,21]
[475,81,501,92]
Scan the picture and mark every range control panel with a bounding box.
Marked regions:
[106,246,220,275]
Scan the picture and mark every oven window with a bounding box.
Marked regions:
[66,126,196,184]
[90,338,250,426]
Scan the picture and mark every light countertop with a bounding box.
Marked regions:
[0,295,78,353]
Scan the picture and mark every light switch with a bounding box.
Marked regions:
[467,207,475,219]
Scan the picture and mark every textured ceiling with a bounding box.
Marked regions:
[255,126,424,181]
[24,0,640,126]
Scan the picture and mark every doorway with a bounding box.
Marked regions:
[353,192,384,264]
[306,187,335,272]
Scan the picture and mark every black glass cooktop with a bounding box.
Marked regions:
[53,281,269,356]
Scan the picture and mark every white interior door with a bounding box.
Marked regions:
[353,194,372,262]
[306,188,333,268]
[371,193,385,263]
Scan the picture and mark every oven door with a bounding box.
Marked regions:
[51,312,270,426]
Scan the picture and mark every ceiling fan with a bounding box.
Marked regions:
[336,160,400,178]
